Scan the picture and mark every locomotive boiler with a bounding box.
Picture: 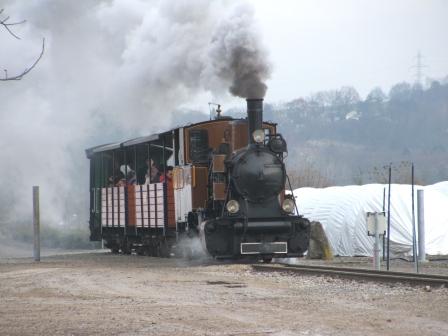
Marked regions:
[86,98,310,262]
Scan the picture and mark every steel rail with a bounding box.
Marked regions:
[252,263,448,287]
[278,263,448,280]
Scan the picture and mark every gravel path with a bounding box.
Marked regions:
[0,253,447,336]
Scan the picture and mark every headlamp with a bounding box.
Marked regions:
[282,198,295,213]
[226,200,240,214]
[252,129,265,144]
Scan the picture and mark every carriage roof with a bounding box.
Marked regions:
[85,117,276,159]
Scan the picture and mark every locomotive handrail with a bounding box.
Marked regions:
[285,174,300,215]
[92,189,94,213]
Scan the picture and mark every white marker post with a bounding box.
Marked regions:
[33,186,40,262]
[417,190,426,263]
[367,212,386,271]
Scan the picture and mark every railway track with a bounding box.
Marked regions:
[252,263,448,287]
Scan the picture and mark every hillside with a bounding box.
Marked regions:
[250,80,448,186]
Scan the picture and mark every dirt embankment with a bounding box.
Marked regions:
[0,253,447,336]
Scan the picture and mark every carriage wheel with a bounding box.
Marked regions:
[121,239,132,255]
[262,257,273,263]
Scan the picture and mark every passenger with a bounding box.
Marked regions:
[145,159,161,184]
[137,159,149,185]
[116,177,127,187]
[159,166,174,183]
[120,164,132,176]
[119,164,136,186]
[108,160,124,186]
[108,171,124,187]
[126,170,136,185]
[157,164,165,182]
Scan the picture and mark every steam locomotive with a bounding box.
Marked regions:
[86,98,310,262]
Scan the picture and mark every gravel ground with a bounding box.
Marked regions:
[0,252,447,336]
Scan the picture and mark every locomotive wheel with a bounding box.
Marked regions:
[121,248,132,255]
[106,240,120,254]
[159,241,171,258]
[181,246,193,260]
[136,247,145,256]
[262,257,273,263]
[144,246,151,256]
[121,239,132,255]
[150,241,158,257]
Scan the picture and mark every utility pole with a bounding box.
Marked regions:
[33,186,40,262]
[411,51,427,86]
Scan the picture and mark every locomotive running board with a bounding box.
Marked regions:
[240,242,287,255]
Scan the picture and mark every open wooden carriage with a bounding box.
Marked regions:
[86,117,277,256]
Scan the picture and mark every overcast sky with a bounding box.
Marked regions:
[0,0,447,225]
[248,0,448,102]
[2,1,448,105]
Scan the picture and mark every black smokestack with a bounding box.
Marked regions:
[247,98,263,144]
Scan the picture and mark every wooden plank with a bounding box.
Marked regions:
[127,185,136,227]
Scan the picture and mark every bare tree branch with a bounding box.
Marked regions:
[1,38,45,81]
[0,9,26,39]
[1,9,45,81]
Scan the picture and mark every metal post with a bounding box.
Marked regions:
[162,135,166,177]
[101,154,104,187]
[112,151,115,183]
[124,150,128,180]
[147,144,151,184]
[33,186,40,262]
[162,135,166,237]
[386,164,392,271]
[417,190,426,262]
[411,163,419,273]
[373,213,381,271]
[382,187,386,260]
[134,146,137,174]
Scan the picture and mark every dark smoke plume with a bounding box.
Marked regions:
[208,4,271,98]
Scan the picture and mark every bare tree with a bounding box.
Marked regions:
[287,163,333,189]
[356,162,425,185]
[0,8,45,81]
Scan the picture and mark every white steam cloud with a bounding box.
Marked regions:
[0,0,270,227]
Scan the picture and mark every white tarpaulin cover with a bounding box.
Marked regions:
[293,182,448,256]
